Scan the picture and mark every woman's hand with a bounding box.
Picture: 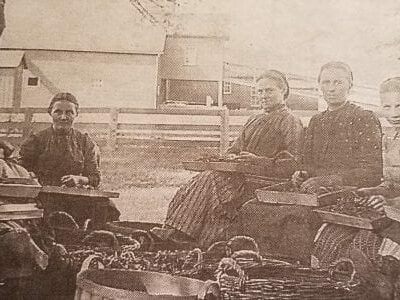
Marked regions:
[291,170,308,188]
[299,175,343,194]
[236,151,272,166]
[61,175,89,187]
[356,186,388,198]
[224,153,238,161]
[355,195,386,213]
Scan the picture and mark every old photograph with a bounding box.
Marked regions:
[0,0,399,299]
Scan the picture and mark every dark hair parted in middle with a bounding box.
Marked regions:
[317,61,353,88]
[256,69,290,100]
[48,92,79,114]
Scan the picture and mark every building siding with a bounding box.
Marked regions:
[0,69,15,107]
[222,83,252,109]
[160,36,224,81]
[18,50,159,108]
[165,79,218,105]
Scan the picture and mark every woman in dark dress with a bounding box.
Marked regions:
[154,70,304,248]
[19,92,120,227]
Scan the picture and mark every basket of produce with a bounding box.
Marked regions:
[314,193,392,230]
[67,236,292,282]
[255,181,357,207]
[103,221,162,251]
[74,255,220,300]
[216,255,366,299]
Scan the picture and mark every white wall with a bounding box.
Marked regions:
[20,50,158,108]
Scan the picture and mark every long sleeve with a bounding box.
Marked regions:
[273,115,304,176]
[302,116,316,175]
[226,115,257,155]
[339,111,383,186]
[19,133,40,173]
[82,134,101,187]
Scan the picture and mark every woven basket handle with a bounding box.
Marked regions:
[329,258,357,285]
[231,250,262,263]
[79,255,104,274]
[216,257,247,290]
[184,248,204,269]
[197,280,220,300]
[227,235,260,254]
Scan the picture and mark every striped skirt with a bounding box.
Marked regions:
[165,171,247,248]
[313,224,384,268]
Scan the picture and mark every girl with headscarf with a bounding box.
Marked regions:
[19,92,120,226]
[154,70,304,248]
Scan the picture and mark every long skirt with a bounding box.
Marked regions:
[165,171,248,248]
[313,224,384,268]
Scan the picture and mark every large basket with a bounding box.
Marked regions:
[67,236,292,282]
[74,256,220,300]
[216,255,366,299]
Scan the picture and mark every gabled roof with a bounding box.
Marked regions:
[0,50,25,67]
[0,0,166,54]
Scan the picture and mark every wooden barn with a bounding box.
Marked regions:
[0,0,166,108]
[158,14,229,107]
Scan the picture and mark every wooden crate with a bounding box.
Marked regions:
[40,186,119,198]
[0,203,43,221]
[0,183,41,198]
[313,209,391,230]
[255,182,354,207]
[182,160,263,174]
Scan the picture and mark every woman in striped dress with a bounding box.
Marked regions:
[153,70,304,248]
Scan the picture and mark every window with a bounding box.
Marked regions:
[183,46,197,65]
[223,81,232,94]
[27,77,39,87]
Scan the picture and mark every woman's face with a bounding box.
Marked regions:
[319,67,351,107]
[50,100,78,132]
[381,91,400,125]
[256,78,285,111]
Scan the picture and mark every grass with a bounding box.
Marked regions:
[100,145,218,222]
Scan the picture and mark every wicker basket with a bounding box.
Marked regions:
[74,255,220,300]
[216,256,366,299]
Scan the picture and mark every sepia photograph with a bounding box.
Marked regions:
[0,0,399,299]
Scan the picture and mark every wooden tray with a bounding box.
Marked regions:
[255,183,355,207]
[313,209,391,230]
[40,186,119,198]
[182,160,278,177]
[0,203,43,221]
[0,182,42,198]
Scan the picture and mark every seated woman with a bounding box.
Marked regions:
[0,140,31,179]
[291,62,383,268]
[0,140,49,298]
[154,70,304,248]
[349,77,400,300]
[19,92,120,227]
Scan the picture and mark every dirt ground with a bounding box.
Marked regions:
[100,145,218,223]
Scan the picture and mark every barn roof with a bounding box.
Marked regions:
[0,50,25,67]
[0,0,166,54]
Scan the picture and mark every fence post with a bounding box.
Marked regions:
[23,108,33,140]
[219,107,229,155]
[107,108,118,151]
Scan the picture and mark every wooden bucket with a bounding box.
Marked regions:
[74,256,220,300]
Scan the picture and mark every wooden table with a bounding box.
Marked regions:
[38,186,119,226]
[40,186,119,199]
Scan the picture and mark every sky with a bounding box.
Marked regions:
[180,0,400,87]
[2,0,399,88]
